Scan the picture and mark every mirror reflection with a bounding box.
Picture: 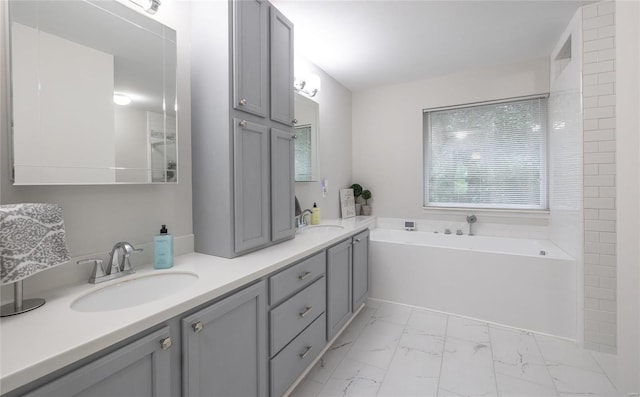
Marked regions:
[9,0,177,185]
[294,93,319,182]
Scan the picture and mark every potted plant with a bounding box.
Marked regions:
[350,183,363,215]
[361,189,372,216]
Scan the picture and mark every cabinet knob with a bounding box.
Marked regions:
[352,238,360,245]
[160,337,172,350]
[192,321,204,333]
[239,120,247,127]
[292,134,298,140]
[299,306,313,317]
[292,118,298,124]
[299,345,313,359]
[239,98,247,106]
[298,271,311,280]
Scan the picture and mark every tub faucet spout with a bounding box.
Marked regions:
[466,215,477,236]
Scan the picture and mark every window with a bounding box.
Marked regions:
[424,95,548,210]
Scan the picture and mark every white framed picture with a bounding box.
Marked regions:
[340,188,356,219]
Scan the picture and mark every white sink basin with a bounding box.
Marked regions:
[297,225,344,235]
[71,271,198,312]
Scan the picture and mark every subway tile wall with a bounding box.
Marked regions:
[582,1,617,354]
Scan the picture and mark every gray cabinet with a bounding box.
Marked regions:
[352,229,370,310]
[234,119,270,253]
[269,6,294,126]
[270,127,296,242]
[191,0,295,259]
[326,238,353,340]
[24,327,172,397]
[182,281,268,397]
[232,0,268,117]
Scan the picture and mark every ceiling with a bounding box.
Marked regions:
[272,0,592,92]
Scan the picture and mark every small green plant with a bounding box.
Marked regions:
[361,189,372,205]
[350,183,363,198]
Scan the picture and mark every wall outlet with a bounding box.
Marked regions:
[404,220,416,231]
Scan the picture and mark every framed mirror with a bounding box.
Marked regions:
[294,93,319,182]
[8,0,177,185]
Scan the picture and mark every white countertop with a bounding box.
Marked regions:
[0,217,375,394]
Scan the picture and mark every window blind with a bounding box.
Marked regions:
[424,96,548,209]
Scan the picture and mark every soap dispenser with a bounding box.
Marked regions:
[311,202,321,225]
[154,225,174,269]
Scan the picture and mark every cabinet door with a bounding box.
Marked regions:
[182,281,267,397]
[234,118,270,253]
[269,5,294,126]
[270,127,295,241]
[25,327,172,397]
[352,229,370,310]
[326,239,353,340]
[232,0,268,117]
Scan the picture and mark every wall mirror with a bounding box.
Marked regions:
[294,93,319,182]
[8,0,177,185]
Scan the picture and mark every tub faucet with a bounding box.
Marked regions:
[466,215,477,236]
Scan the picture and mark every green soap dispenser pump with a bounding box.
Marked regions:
[153,224,174,269]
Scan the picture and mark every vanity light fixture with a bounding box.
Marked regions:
[294,74,321,98]
[129,0,161,14]
[113,93,132,106]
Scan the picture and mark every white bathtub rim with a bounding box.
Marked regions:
[366,297,577,344]
[370,228,573,261]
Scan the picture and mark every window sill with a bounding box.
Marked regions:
[422,206,550,220]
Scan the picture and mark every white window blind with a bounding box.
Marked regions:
[424,95,548,210]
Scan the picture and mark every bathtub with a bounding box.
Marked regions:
[370,228,576,339]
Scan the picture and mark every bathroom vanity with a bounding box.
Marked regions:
[0,218,373,397]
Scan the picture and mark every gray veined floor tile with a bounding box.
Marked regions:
[365,298,383,310]
[317,358,385,397]
[306,340,352,384]
[495,372,559,397]
[446,316,491,344]
[547,364,620,397]
[489,327,556,388]
[386,332,445,379]
[406,308,448,337]
[534,334,602,373]
[589,350,620,390]
[346,318,405,370]
[438,336,498,397]
[377,374,439,397]
[372,302,413,326]
[335,305,378,347]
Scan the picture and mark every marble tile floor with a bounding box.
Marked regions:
[290,299,622,397]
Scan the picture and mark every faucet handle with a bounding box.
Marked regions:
[78,259,106,284]
[121,243,143,272]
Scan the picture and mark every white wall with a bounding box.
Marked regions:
[548,9,584,345]
[0,0,193,300]
[294,55,352,218]
[352,58,550,224]
[616,0,640,392]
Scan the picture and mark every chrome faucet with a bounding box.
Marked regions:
[298,209,313,228]
[466,215,477,236]
[78,242,143,284]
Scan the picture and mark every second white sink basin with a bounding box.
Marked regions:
[71,271,198,312]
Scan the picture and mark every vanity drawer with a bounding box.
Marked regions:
[269,251,326,305]
[271,313,326,397]
[270,276,326,356]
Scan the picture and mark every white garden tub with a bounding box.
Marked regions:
[370,228,576,339]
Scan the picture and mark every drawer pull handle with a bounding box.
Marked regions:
[299,306,313,317]
[192,321,204,333]
[299,345,313,359]
[160,337,172,350]
[298,271,312,280]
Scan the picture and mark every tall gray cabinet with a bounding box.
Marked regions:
[191,0,296,258]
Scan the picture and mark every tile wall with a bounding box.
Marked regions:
[582,0,617,353]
